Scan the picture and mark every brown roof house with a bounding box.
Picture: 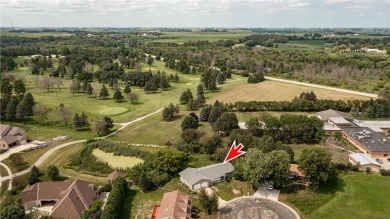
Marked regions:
[107,170,125,184]
[0,124,27,150]
[289,164,305,178]
[151,190,192,219]
[22,180,98,219]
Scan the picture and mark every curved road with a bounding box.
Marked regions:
[0,108,163,190]
[264,76,377,98]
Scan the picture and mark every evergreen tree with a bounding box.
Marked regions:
[124,84,131,94]
[5,96,18,121]
[73,113,82,130]
[181,115,198,131]
[186,99,197,111]
[174,73,180,82]
[113,90,124,102]
[99,84,109,99]
[147,56,154,66]
[28,165,40,185]
[13,79,26,96]
[1,78,13,98]
[138,171,153,192]
[208,101,225,124]
[200,105,212,122]
[23,93,35,115]
[213,112,239,134]
[196,84,204,96]
[196,93,206,107]
[162,107,172,121]
[16,100,28,123]
[86,83,93,97]
[47,165,59,180]
[144,79,158,93]
[179,91,190,104]
[191,66,196,74]
[80,112,89,128]
[82,80,88,92]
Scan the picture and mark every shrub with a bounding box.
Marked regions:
[101,177,127,219]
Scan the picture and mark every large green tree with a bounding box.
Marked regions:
[213,112,239,134]
[13,79,26,96]
[47,165,60,180]
[113,90,124,102]
[99,84,109,99]
[181,115,198,131]
[298,147,337,186]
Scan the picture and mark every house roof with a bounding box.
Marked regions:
[340,126,390,152]
[289,164,305,177]
[354,120,390,133]
[158,190,191,219]
[328,117,351,125]
[108,170,125,182]
[22,180,96,219]
[349,153,381,166]
[0,124,12,137]
[179,162,234,186]
[317,109,352,121]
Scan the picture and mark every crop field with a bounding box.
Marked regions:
[150,31,251,44]
[92,148,144,168]
[208,80,371,104]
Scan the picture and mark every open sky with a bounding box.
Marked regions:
[1,0,389,28]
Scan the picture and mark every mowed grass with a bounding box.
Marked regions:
[280,172,390,219]
[0,165,9,176]
[208,80,371,104]
[110,109,214,146]
[92,148,143,168]
[214,179,255,201]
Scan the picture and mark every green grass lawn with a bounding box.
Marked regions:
[214,179,255,201]
[0,165,9,176]
[279,172,390,219]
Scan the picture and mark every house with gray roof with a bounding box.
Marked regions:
[348,153,381,172]
[0,124,27,150]
[179,162,234,190]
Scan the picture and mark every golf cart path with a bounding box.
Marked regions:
[0,108,163,190]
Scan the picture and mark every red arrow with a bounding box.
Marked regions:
[224,140,246,163]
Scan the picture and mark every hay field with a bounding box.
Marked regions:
[92,149,144,168]
[208,80,371,103]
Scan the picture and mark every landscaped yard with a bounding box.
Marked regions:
[279,172,390,219]
[92,148,144,168]
[214,179,255,201]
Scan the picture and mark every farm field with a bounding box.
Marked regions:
[150,31,251,44]
[208,80,371,104]
[279,172,390,219]
[92,148,143,168]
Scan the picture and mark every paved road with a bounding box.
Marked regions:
[219,197,300,219]
[0,108,163,190]
[264,76,377,98]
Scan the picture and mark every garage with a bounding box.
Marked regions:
[193,180,210,190]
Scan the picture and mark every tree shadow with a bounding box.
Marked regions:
[119,189,137,219]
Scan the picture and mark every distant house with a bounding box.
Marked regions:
[22,180,98,219]
[316,109,352,122]
[289,164,305,178]
[0,124,27,150]
[179,162,234,190]
[107,170,125,184]
[349,153,381,172]
[151,190,191,219]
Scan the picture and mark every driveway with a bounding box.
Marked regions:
[0,141,45,161]
[253,185,280,201]
[219,197,299,219]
